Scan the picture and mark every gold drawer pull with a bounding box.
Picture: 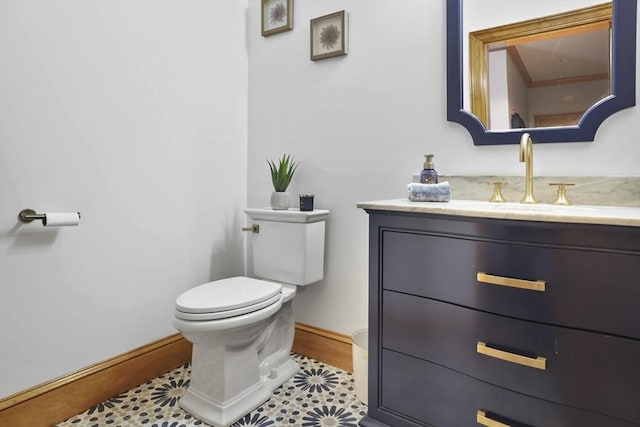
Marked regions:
[477,342,546,370]
[477,410,511,427]
[477,272,546,292]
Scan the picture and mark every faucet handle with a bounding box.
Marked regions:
[489,181,507,203]
[549,183,575,205]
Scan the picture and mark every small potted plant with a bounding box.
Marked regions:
[268,153,298,210]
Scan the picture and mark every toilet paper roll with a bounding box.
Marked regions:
[43,212,81,227]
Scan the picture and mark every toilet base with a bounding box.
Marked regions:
[179,380,271,427]
[180,356,299,427]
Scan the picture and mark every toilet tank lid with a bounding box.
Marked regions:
[245,208,329,223]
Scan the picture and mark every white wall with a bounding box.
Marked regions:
[488,49,509,129]
[0,0,248,398]
[247,0,640,337]
[507,49,530,127]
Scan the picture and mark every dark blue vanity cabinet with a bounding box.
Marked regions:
[359,209,640,427]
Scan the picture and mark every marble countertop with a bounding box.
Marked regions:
[357,199,640,227]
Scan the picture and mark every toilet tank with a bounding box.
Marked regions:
[245,208,329,286]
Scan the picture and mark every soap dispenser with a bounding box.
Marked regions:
[420,154,438,184]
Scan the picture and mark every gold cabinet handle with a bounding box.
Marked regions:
[477,410,511,427]
[477,272,545,292]
[477,342,546,370]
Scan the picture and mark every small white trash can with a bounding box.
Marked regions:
[351,328,368,405]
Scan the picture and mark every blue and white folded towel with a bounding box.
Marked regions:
[407,181,451,202]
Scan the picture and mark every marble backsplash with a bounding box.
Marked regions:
[436,176,640,207]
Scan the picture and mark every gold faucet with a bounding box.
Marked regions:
[519,133,538,204]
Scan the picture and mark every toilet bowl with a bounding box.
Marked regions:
[173,208,328,427]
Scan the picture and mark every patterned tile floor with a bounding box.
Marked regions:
[57,354,367,427]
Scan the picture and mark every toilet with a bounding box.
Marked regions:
[173,208,329,427]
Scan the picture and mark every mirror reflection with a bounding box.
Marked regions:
[463,1,612,131]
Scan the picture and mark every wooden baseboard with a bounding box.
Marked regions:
[0,322,353,427]
[0,334,192,427]
[293,322,353,372]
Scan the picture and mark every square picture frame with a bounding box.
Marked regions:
[310,10,348,61]
[262,0,293,37]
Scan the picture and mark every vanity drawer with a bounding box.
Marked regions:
[382,290,640,423]
[379,349,637,427]
[381,229,640,338]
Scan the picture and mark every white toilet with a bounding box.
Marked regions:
[173,208,329,427]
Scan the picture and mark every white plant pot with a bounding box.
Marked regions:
[270,192,290,210]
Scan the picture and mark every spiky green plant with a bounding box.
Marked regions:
[268,154,298,192]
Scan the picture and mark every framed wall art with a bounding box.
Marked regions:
[262,0,293,37]
[310,10,348,61]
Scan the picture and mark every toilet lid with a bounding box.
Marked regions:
[175,276,282,314]
[174,293,281,321]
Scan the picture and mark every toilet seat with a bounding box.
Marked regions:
[175,277,282,321]
[175,293,281,321]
